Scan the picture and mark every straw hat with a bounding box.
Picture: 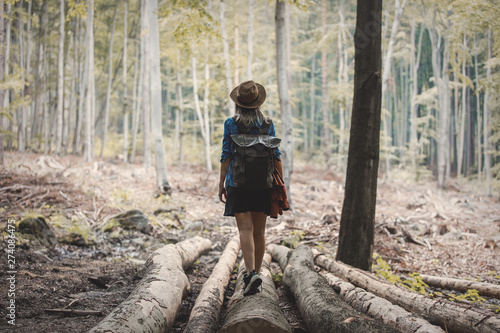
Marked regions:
[230,80,266,108]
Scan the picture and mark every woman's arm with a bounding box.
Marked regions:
[218,159,231,203]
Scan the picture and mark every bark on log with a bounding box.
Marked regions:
[218,253,291,333]
[313,250,500,333]
[421,274,500,299]
[321,272,444,333]
[88,236,212,333]
[268,244,399,333]
[184,236,240,333]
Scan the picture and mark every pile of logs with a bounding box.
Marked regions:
[88,237,500,333]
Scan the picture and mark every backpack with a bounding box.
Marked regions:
[231,117,281,189]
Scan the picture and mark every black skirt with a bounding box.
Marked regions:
[224,186,272,217]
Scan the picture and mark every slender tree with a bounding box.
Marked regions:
[100,3,118,158]
[336,0,383,271]
[141,0,151,169]
[54,0,65,154]
[83,0,95,161]
[122,0,128,162]
[220,0,233,114]
[275,0,293,203]
[0,1,4,166]
[148,0,172,195]
[247,0,254,79]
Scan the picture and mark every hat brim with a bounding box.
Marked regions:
[230,82,267,108]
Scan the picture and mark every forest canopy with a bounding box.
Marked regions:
[0,0,499,194]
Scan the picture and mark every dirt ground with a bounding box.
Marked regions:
[1,151,499,332]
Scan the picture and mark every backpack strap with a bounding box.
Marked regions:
[233,116,272,135]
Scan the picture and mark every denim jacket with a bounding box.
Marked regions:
[220,117,281,188]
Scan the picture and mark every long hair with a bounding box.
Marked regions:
[234,105,270,128]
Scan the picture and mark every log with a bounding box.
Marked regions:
[88,236,212,333]
[420,274,500,299]
[218,253,291,333]
[184,236,240,333]
[268,244,399,333]
[321,272,444,333]
[313,250,500,333]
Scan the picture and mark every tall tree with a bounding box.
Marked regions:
[484,29,492,195]
[100,3,118,158]
[247,0,254,79]
[122,0,128,162]
[320,0,329,154]
[381,0,407,172]
[275,0,293,202]
[83,0,96,161]
[336,0,383,271]
[149,0,172,195]
[55,0,65,155]
[0,1,4,166]
[220,0,233,114]
[141,0,151,168]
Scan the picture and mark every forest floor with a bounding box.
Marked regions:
[0,151,499,333]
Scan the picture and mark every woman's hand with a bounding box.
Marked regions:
[218,185,227,203]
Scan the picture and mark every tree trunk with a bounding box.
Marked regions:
[122,0,129,163]
[192,57,212,171]
[73,16,82,154]
[247,0,254,79]
[83,0,95,162]
[322,272,444,333]
[100,4,118,158]
[176,69,184,165]
[148,0,171,195]
[219,253,291,333]
[409,21,424,169]
[54,0,65,155]
[268,245,399,333]
[220,0,233,115]
[89,237,211,333]
[457,36,467,178]
[336,0,382,271]
[315,251,500,333]
[427,14,450,188]
[0,1,4,166]
[2,3,12,161]
[141,0,151,169]
[309,53,316,157]
[474,35,481,180]
[381,0,407,173]
[320,0,329,155]
[484,29,492,195]
[275,0,293,205]
[203,59,212,170]
[184,237,240,333]
[130,32,141,163]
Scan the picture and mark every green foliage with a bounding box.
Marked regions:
[281,230,305,248]
[372,253,430,294]
[66,0,88,20]
[448,289,486,303]
[272,272,283,287]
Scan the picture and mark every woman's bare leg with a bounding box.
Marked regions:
[235,212,255,272]
[251,212,267,274]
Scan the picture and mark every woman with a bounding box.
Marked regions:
[218,80,282,296]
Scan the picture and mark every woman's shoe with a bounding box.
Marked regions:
[243,270,262,296]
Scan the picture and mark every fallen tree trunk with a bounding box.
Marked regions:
[218,253,291,333]
[89,236,212,333]
[184,236,240,333]
[313,250,500,333]
[321,272,444,333]
[421,274,500,299]
[268,244,399,333]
